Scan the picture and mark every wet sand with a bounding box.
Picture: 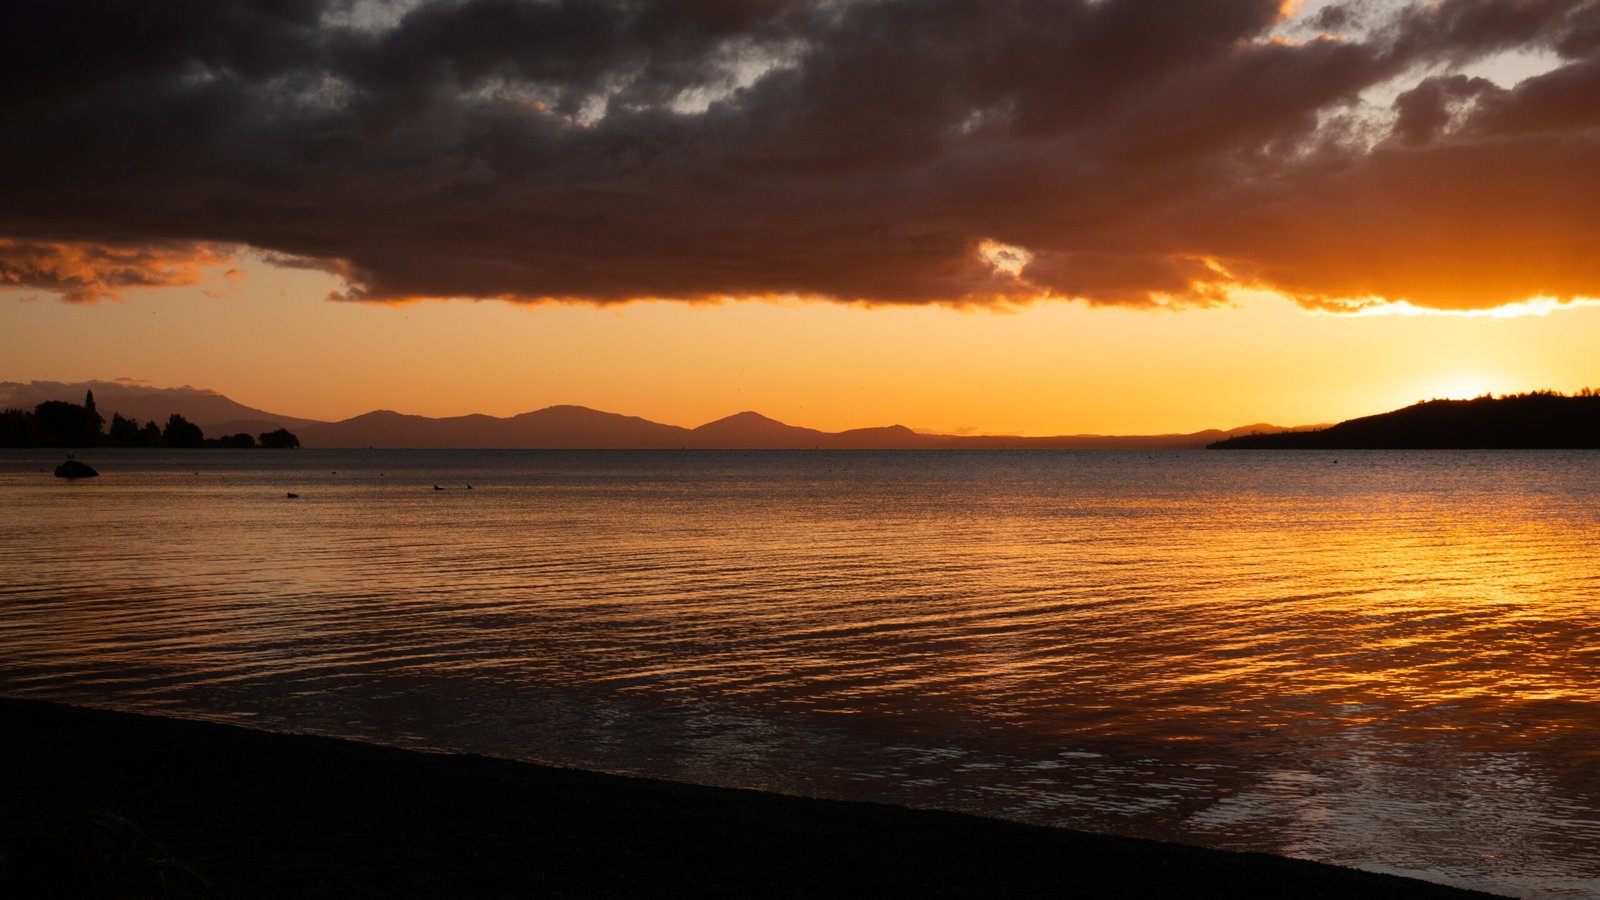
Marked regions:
[0,697,1502,898]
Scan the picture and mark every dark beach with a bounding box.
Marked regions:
[0,697,1502,899]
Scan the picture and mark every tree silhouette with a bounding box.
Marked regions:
[258,428,300,449]
[162,414,205,448]
[83,390,103,439]
[34,400,102,447]
[108,413,140,445]
[0,408,36,447]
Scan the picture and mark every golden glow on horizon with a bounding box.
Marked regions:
[1311,296,1600,320]
[1420,374,1512,402]
[4,255,1599,437]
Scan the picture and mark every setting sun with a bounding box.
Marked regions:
[1420,374,1512,402]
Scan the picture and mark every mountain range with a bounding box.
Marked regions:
[0,380,1297,450]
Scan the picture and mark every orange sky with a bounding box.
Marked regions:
[3,257,1596,435]
[4,1,1599,434]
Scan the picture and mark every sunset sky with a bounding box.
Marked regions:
[4,0,1599,435]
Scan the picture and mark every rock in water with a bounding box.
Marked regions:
[54,459,99,479]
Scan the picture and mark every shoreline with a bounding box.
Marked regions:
[0,697,1503,898]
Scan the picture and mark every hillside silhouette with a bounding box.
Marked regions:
[300,406,690,449]
[1210,391,1600,449]
[297,407,1296,450]
[0,380,316,436]
[0,390,299,449]
[5,380,1305,450]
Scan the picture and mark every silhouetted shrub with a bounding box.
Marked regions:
[34,400,102,447]
[0,408,37,447]
[162,414,205,448]
[258,428,300,449]
[108,413,141,446]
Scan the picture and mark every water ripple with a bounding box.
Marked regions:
[2,448,1598,897]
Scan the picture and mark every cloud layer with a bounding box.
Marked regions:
[3,0,1599,311]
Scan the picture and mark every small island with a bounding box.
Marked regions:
[1210,390,1600,449]
[0,390,299,450]
[53,458,99,479]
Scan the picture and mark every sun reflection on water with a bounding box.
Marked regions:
[2,448,1598,897]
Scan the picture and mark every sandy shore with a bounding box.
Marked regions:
[0,697,1502,898]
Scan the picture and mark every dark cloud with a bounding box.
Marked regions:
[1386,0,1590,61]
[1469,56,1600,134]
[1391,74,1497,146]
[3,0,1600,311]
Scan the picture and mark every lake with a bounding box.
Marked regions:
[2,448,1597,896]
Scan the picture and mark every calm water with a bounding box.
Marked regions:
[3,449,1598,896]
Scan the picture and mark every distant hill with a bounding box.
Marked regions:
[0,379,1309,449]
[0,380,321,436]
[1209,393,1600,449]
[691,411,826,448]
[301,406,1299,450]
[929,423,1303,451]
[298,406,693,449]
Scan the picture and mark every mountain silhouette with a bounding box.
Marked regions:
[1209,393,1600,449]
[298,406,1296,450]
[299,406,693,449]
[689,412,829,448]
[0,380,318,437]
[3,380,1308,449]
